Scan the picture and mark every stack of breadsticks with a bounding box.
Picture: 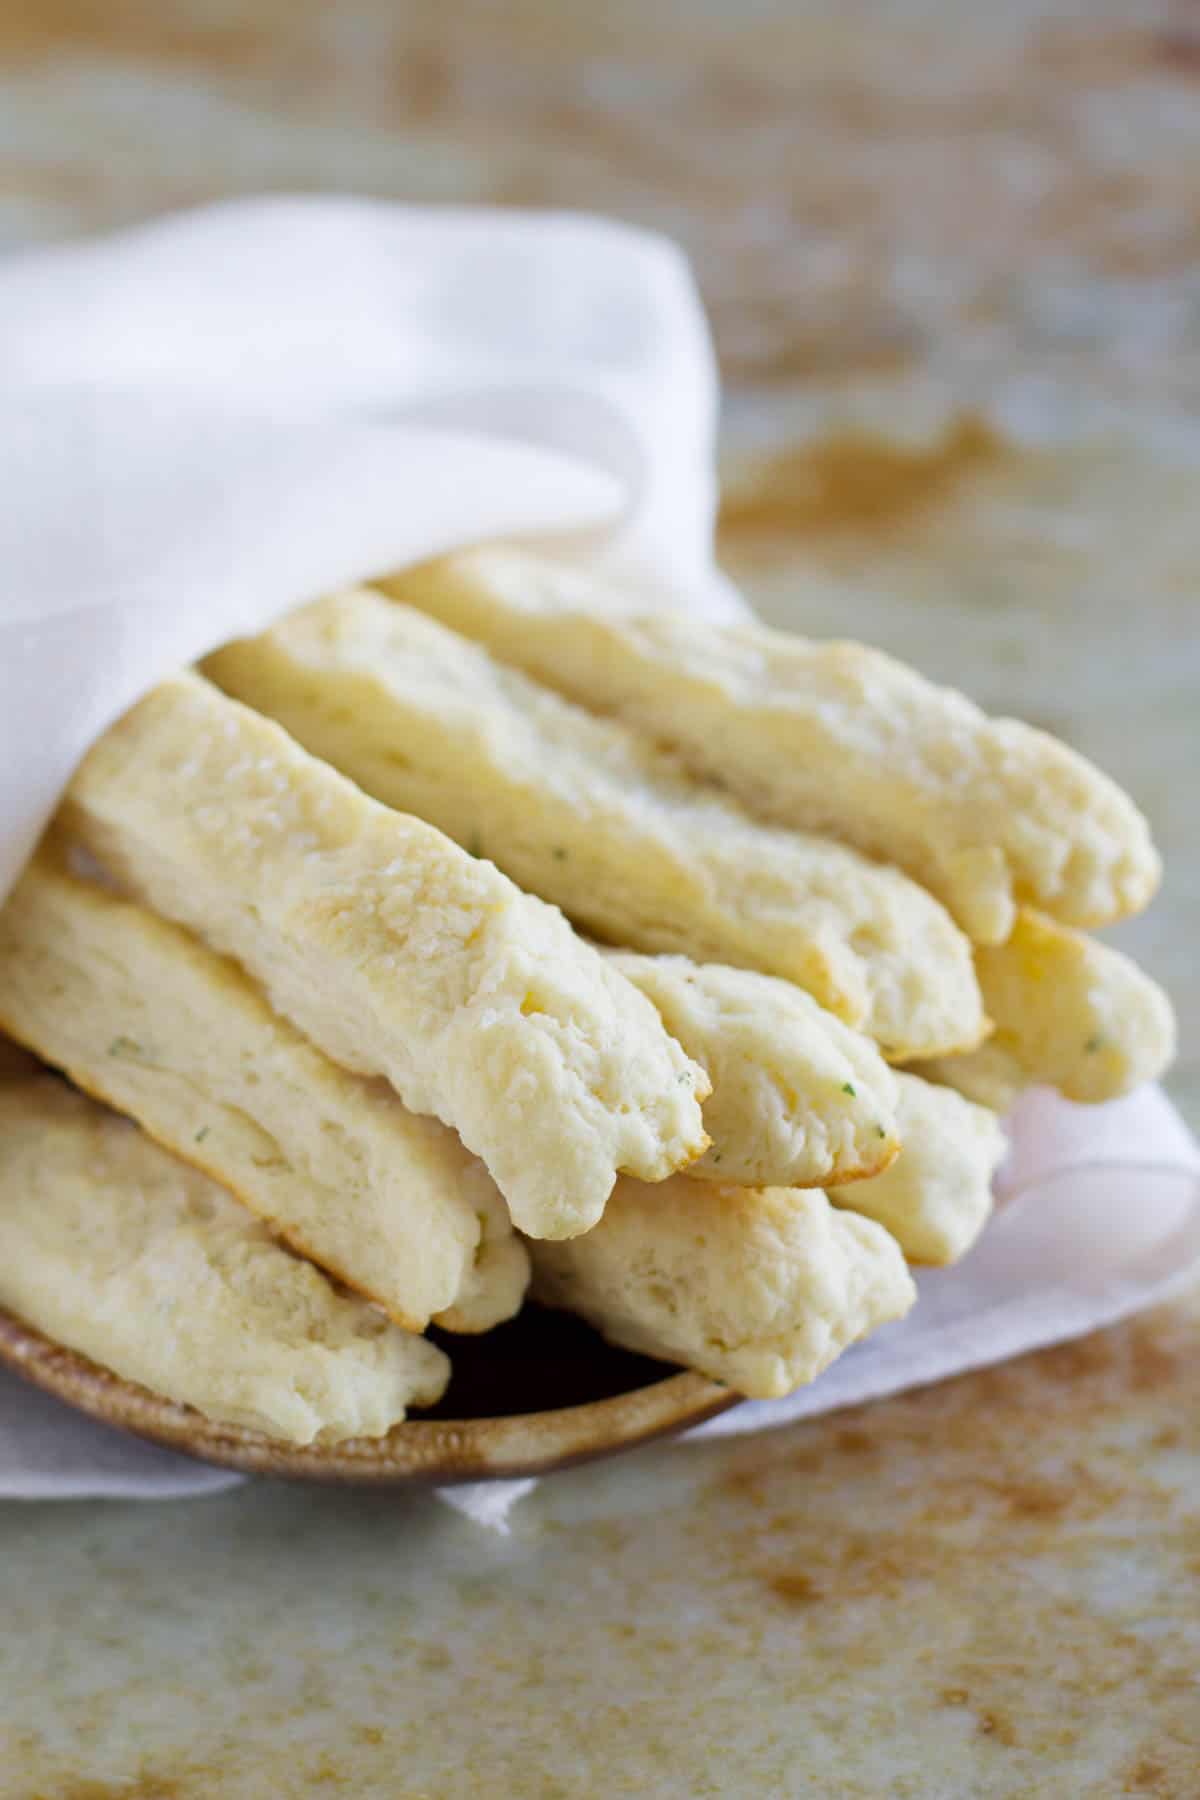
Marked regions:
[0,549,1174,1445]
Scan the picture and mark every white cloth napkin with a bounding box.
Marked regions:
[0,199,1196,1526]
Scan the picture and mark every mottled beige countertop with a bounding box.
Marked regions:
[1,3,1198,1794]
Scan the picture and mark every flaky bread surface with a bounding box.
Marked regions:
[0,1076,449,1444]
[205,591,984,1059]
[529,1177,915,1398]
[602,950,900,1186]
[0,846,529,1333]
[61,673,709,1240]
[912,909,1175,1107]
[911,1043,1026,1114]
[387,549,1159,944]
[829,1073,1005,1266]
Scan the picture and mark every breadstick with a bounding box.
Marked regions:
[205,590,984,1059]
[386,548,1160,944]
[0,844,529,1333]
[600,950,900,1186]
[911,909,1175,1106]
[0,1075,449,1445]
[528,1178,915,1399]
[60,673,710,1240]
[829,1074,1005,1266]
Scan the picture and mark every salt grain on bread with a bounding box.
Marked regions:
[911,908,1176,1107]
[0,1074,450,1445]
[204,589,985,1060]
[601,950,901,1187]
[829,1073,1005,1266]
[0,843,529,1333]
[387,548,1160,945]
[60,673,710,1240]
[528,1177,916,1398]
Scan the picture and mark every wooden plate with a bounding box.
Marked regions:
[0,1301,738,1485]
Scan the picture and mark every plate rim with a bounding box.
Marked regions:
[0,1307,740,1486]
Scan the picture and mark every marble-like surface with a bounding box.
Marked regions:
[4,1298,1200,1797]
[2,2,1198,1794]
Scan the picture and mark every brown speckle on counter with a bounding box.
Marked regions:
[1124,1754,1176,1795]
[719,419,1004,542]
[33,1779,191,1800]
[976,1709,1019,1747]
[7,1284,1195,1796]
[762,1571,820,1608]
